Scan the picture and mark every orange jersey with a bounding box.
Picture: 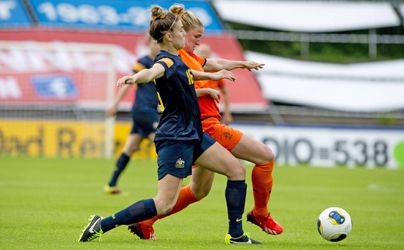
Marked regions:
[178,48,206,71]
[178,49,223,120]
[196,79,224,120]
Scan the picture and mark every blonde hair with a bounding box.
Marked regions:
[169,4,203,32]
[149,5,178,43]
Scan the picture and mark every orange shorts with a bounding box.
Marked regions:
[201,117,243,151]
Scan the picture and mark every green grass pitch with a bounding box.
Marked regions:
[1,156,404,250]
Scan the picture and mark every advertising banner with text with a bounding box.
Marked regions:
[1,120,403,169]
[234,124,404,169]
[0,120,155,159]
[29,0,223,33]
[0,0,31,27]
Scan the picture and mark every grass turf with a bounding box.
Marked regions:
[0,156,404,249]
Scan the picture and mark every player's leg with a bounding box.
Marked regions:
[231,135,283,235]
[135,122,220,232]
[104,175,181,230]
[195,134,260,244]
[106,111,156,194]
[205,119,282,235]
[80,139,193,242]
[128,139,198,239]
[130,166,213,240]
[131,134,259,243]
[231,134,274,165]
[79,174,181,242]
[105,132,144,194]
[189,166,215,199]
[231,134,274,217]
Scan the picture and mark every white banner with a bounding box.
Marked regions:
[215,1,399,32]
[233,124,404,169]
[246,52,404,112]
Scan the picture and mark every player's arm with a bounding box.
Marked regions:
[117,63,165,86]
[195,88,221,102]
[203,58,265,72]
[106,84,136,117]
[191,69,236,82]
[219,84,233,124]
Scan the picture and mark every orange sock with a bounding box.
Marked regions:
[251,161,274,218]
[141,185,198,227]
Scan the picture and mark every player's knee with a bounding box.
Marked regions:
[256,145,275,164]
[125,145,140,155]
[227,162,245,180]
[154,198,175,215]
[191,183,211,200]
[264,146,275,162]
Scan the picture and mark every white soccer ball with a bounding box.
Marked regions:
[317,207,352,242]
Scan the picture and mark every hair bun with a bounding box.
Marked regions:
[169,4,185,15]
[151,6,166,21]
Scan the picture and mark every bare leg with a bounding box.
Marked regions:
[154,174,182,215]
[231,135,274,164]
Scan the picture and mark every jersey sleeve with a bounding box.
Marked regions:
[156,57,177,78]
[194,54,207,67]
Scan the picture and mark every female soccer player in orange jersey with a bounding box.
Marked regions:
[195,43,233,125]
[130,4,283,240]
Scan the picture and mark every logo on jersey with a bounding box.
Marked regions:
[223,132,233,140]
[175,158,185,168]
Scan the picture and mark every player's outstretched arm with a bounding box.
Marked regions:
[204,58,265,72]
[117,63,165,86]
[195,88,221,102]
[191,69,236,82]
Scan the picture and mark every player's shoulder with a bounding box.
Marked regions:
[179,49,205,67]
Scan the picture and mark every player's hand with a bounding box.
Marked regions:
[117,75,135,86]
[105,105,118,117]
[208,89,221,103]
[222,112,233,125]
[243,61,265,71]
[214,69,236,82]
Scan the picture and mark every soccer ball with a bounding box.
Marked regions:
[317,207,352,242]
